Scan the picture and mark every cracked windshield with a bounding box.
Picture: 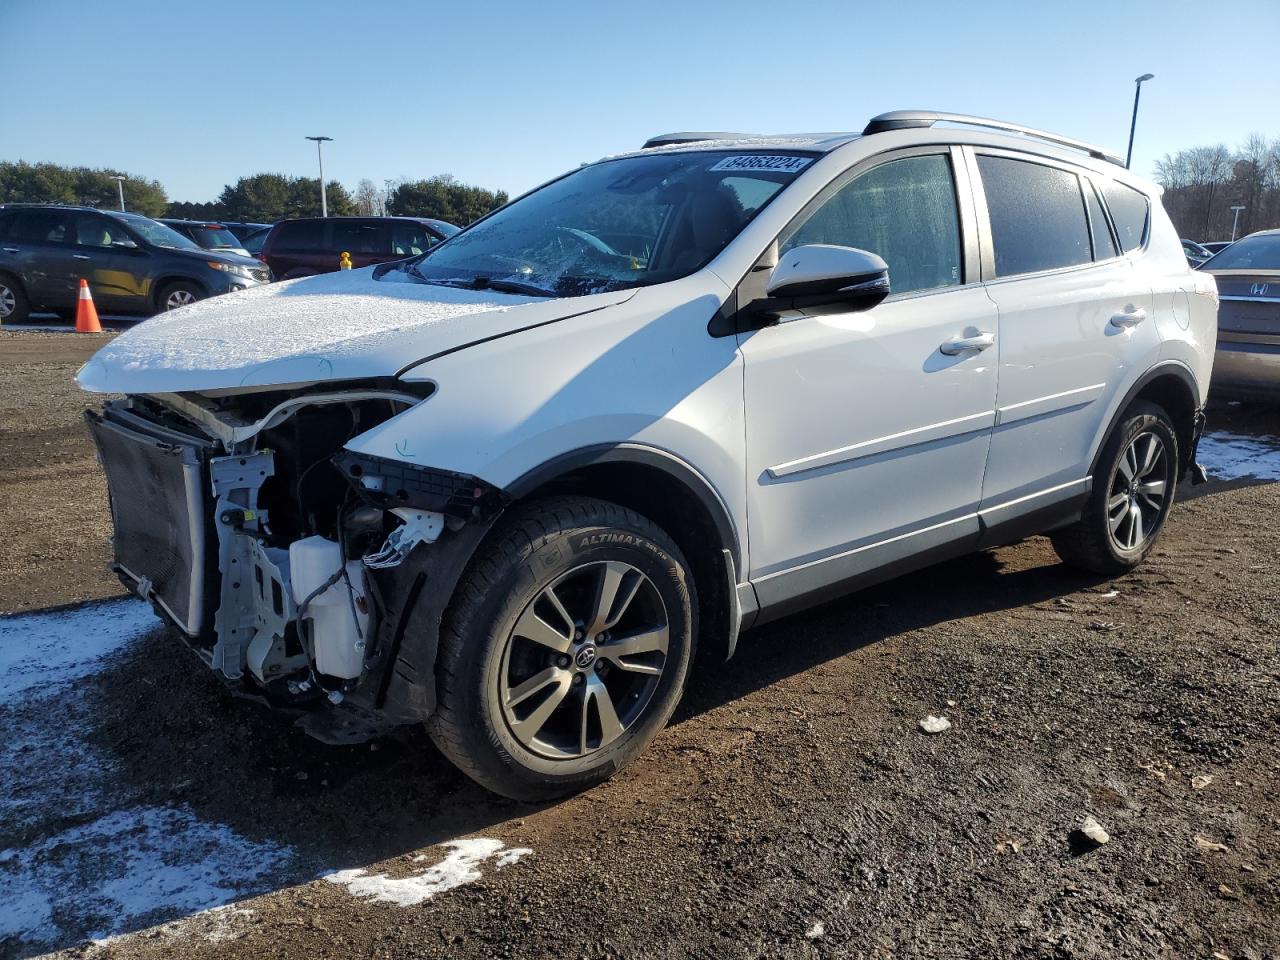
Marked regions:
[398,151,812,297]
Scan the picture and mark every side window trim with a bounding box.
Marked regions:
[1081,175,1122,263]
[968,145,1119,284]
[959,146,995,281]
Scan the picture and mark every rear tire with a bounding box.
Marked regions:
[1051,400,1179,575]
[429,496,696,802]
[0,275,30,324]
[156,281,203,312]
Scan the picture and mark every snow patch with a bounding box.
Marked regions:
[0,807,291,947]
[1197,430,1280,481]
[0,600,297,954]
[0,599,159,705]
[324,839,532,907]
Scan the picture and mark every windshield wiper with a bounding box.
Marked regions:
[402,265,556,298]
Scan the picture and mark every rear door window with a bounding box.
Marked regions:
[977,155,1091,276]
[1099,180,1149,252]
[9,210,72,244]
[275,220,326,252]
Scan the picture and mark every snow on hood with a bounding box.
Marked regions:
[77,267,632,394]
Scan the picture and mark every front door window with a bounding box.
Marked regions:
[781,154,963,294]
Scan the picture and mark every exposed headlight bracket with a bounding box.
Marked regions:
[364,508,445,569]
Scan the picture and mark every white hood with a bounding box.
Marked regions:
[76,267,634,394]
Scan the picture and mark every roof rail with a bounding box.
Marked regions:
[642,132,754,149]
[863,111,1124,166]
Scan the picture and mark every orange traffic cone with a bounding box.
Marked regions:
[75,279,102,333]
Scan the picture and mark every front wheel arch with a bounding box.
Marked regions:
[509,445,742,662]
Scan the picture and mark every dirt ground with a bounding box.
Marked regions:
[2,329,1278,959]
[0,331,123,612]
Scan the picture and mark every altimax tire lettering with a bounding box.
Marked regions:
[578,533,640,548]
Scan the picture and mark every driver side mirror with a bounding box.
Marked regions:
[754,244,890,318]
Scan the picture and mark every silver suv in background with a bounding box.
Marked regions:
[79,111,1218,800]
[1198,229,1280,397]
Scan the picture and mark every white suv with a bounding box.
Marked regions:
[80,111,1218,800]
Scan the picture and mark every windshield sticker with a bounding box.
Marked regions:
[708,155,812,174]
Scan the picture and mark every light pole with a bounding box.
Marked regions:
[1125,73,1154,169]
[305,136,333,217]
[1230,204,1246,241]
[110,174,126,212]
[384,178,395,217]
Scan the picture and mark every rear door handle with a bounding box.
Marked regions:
[940,331,995,355]
[73,254,92,261]
[1110,307,1146,329]
[2,247,18,254]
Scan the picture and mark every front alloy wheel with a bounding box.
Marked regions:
[499,560,670,760]
[428,497,695,801]
[165,287,198,310]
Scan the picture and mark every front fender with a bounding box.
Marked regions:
[343,273,748,564]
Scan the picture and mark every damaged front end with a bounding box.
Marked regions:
[86,385,504,743]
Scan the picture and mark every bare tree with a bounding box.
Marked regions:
[1155,152,1190,190]
[353,178,384,217]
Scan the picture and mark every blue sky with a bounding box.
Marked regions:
[4,0,1276,203]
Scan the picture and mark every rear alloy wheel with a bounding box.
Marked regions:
[1106,430,1169,552]
[429,497,695,801]
[1051,400,1179,574]
[158,282,203,312]
[0,277,30,324]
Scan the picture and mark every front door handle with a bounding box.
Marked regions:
[73,254,92,261]
[940,331,995,355]
[1110,307,1146,329]
[1,247,18,254]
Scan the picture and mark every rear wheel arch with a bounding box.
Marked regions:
[1093,363,1200,480]
[0,270,31,321]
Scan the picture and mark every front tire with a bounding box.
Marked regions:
[429,497,696,801]
[1051,400,1179,575]
[156,281,204,312]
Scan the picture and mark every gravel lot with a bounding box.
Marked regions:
[1,328,1278,959]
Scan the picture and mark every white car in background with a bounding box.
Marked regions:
[78,111,1218,800]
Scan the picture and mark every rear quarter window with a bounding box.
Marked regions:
[1099,180,1149,252]
[977,155,1091,277]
